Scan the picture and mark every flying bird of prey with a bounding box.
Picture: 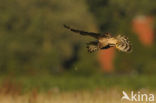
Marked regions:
[64,25,132,53]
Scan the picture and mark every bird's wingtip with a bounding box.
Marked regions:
[63,24,70,29]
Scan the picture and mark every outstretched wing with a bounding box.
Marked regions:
[64,25,100,39]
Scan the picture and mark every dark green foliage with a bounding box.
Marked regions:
[0,0,155,76]
[0,0,98,74]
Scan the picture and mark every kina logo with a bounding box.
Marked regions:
[121,91,154,102]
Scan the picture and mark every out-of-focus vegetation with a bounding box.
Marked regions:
[0,85,155,103]
[0,0,98,75]
[0,89,145,103]
[1,74,156,92]
[0,0,155,75]
[0,0,156,103]
[0,0,156,97]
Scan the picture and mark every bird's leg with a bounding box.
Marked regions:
[86,41,99,53]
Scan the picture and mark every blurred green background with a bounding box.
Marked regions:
[0,0,156,92]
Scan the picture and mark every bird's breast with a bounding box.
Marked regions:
[98,37,118,48]
[98,38,108,48]
[107,38,118,44]
[99,38,117,44]
[99,38,107,44]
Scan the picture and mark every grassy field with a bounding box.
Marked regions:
[0,74,155,103]
[0,89,155,103]
[0,74,155,91]
[0,90,119,103]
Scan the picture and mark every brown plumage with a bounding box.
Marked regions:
[64,25,132,53]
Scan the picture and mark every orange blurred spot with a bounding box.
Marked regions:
[132,16,154,46]
[98,47,115,72]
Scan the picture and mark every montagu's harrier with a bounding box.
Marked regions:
[64,25,132,53]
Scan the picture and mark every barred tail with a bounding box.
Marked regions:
[115,35,132,53]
